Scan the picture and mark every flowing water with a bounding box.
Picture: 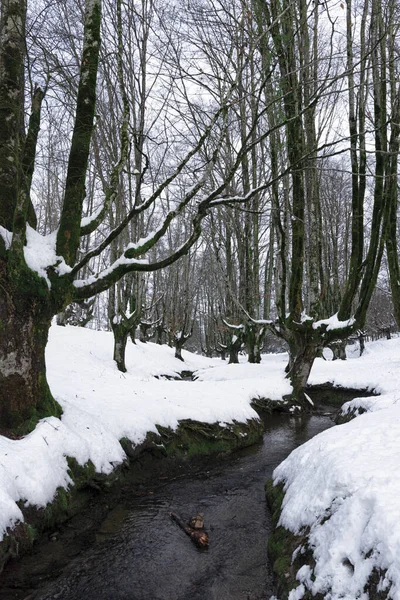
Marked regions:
[1,411,335,600]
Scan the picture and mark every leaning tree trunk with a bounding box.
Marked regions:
[0,268,62,431]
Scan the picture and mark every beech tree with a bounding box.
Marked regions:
[252,0,398,406]
[0,0,271,431]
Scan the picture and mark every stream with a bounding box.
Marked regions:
[1,410,335,600]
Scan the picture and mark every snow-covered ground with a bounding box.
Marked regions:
[276,337,400,600]
[3,327,400,600]
[0,324,291,542]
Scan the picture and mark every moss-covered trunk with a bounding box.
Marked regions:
[246,325,258,364]
[0,263,61,431]
[245,324,264,364]
[111,322,130,373]
[286,333,319,408]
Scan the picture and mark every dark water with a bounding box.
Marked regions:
[2,412,334,600]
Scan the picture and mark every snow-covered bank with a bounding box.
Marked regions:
[0,325,291,542]
[4,326,400,599]
[273,337,400,600]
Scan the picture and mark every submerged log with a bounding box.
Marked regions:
[170,512,209,548]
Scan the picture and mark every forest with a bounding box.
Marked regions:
[1,0,400,433]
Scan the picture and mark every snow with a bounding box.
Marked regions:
[80,203,104,228]
[73,254,149,288]
[23,226,71,285]
[125,232,156,253]
[4,329,400,599]
[274,336,400,600]
[0,325,290,540]
[0,225,12,249]
[313,312,356,331]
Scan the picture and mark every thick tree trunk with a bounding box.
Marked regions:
[331,340,347,361]
[245,324,265,364]
[229,349,239,364]
[0,271,61,431]
[174,332,191,362]
[155,325,164,345]
[246,326,257,363]
[225,327,244,365]
[228,336,242,364]
[286,335,319,408]
[111,323,129,373]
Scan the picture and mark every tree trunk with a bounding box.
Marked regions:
[0,273,61,431]
[358,332,365,356]
[229,348,239,364]
[111,323,129,373]
[155,325,164,345]
[245,324,265,364]
[228,336,243,364]
[331,340,347,361]
[175,344,184,362]
[286,334,319,408]
[139,322,151,343]
[246,325,257,363]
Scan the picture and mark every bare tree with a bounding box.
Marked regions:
[0,0,273,431]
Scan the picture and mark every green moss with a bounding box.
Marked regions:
[251,396,278,414]
[12,395,62,437]
[0,522,41,572]
[155,418,263,458]
[11,262,50,300]
[67,457,97,487]
[42,487,70,528]
[26,524,39,545]
[266,480,317,599]
[335,406,367,424]
[265,478,285,524]
[306,384,377,408]
[0,239,6,259]
[2,417,263,570]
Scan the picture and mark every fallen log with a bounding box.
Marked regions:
[170,512,209,548]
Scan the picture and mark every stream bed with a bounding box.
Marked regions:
[1,410,335,600]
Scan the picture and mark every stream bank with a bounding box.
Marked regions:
[265,388,384,600]
[0,410,264,575]
[0,383,374,599]
[0,409,336,600]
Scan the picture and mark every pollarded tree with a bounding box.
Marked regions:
[253,0,396,406]
[0,0,270,432]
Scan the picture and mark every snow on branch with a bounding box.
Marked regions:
[313,313,356,332]
[222,319,245,331]
[70,97,229,278]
